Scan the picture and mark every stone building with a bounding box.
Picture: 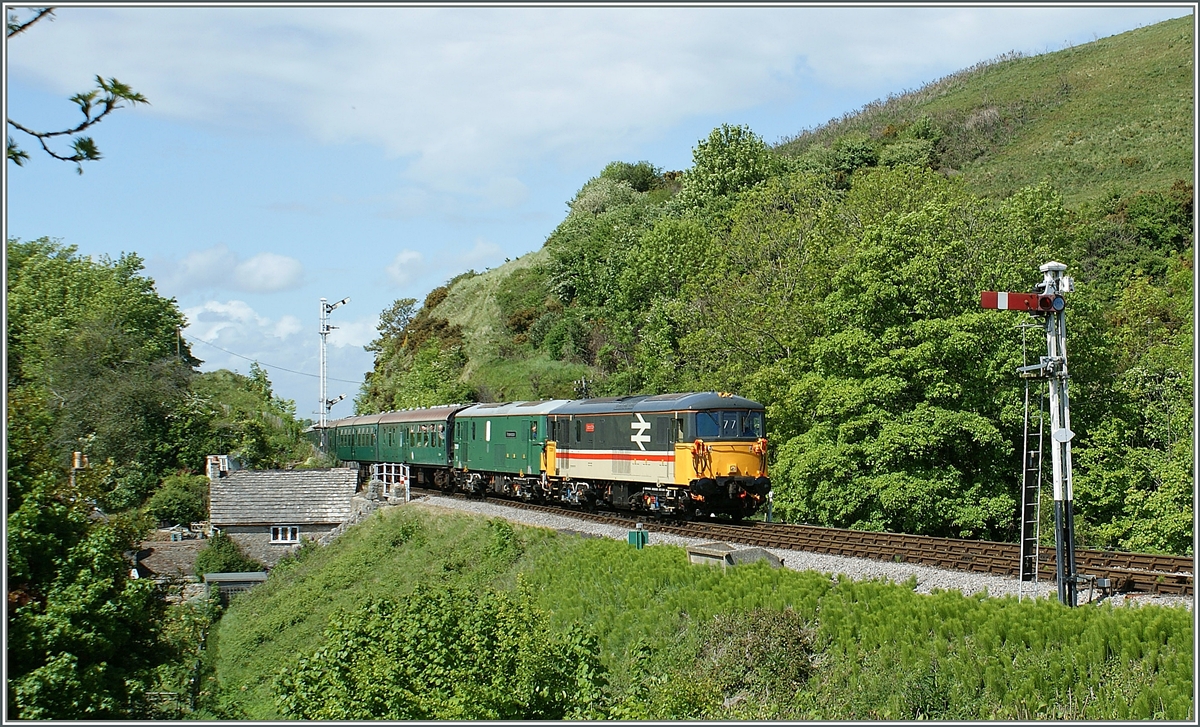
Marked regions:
[208,462,358,567]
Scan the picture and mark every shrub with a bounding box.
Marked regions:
[274,582,606,720]
[146,473,209,526]
[600,160,662,192]
[194,532,264,578]
[879,138,935,168]
[678,124,778,207]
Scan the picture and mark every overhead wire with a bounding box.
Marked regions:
[184,334,363,384]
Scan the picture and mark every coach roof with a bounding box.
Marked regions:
[456,400,572,417]
[552,392,763,415]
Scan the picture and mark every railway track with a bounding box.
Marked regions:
[411,488,1194,596]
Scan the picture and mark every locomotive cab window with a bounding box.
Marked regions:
[697,410,764,439]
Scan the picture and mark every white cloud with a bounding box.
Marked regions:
[459,238,504,269]
[327,316,380,349]
[273,314,304,339]
[9,5,1186,195]
[386,249,425,286]
[147,244,305,296]
[183,299,301,342]
[234,252,305,292]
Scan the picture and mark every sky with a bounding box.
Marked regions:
[4,3,1193,422]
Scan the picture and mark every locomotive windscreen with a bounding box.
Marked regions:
[695,410,764,439]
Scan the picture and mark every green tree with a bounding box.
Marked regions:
[676,124,779,208]
[6,390,171,718]
[145,473,209,526]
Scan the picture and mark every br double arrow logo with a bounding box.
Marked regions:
[630,413,651,451]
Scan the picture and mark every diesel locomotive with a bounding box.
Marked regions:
[322,392,771,519]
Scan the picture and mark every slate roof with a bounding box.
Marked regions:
[209,468,358,526]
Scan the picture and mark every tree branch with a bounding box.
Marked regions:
[8,76,148,173]
[6,7,54,38]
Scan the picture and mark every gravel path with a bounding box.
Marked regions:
[406,495,1192,611]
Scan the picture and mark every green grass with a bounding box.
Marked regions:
[429,247,598,401]
[778,16,1193,206]
[204,506,1194,720]
[433,249,548,376]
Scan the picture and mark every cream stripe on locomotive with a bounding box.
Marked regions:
[556,448,674,484]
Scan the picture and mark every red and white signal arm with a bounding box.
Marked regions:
[981,291,1064,312]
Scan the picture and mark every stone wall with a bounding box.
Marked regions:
[317,494,382,546]
[222,524,337,567]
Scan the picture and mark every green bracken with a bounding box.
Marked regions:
[204,508,1193,720]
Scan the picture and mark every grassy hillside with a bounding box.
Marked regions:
[200,505,1194,720]
[432,248,592,400]
[777,16,1193,206]
[415,16,1192,401]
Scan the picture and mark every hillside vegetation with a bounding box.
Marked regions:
[201,506,1194,720]
[357,18,1193,556]
[777,16,1193,207]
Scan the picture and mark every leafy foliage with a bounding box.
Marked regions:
[275,582,605,719]
[6,475,170,719]
[193,532,265,578]
[145,473,209,526]
[5,239,310,719]
[676,123,779,208]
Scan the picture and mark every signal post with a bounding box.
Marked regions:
[982,261,1078,607]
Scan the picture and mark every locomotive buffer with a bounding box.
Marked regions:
[981,261,1079,607]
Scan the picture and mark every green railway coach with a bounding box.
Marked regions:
[453,400,569,476]
[376,405,464,467]
[331,413,382,463]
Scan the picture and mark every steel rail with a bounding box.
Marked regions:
[411,488,1193,596]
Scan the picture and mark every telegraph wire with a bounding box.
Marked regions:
[184,334,363,384]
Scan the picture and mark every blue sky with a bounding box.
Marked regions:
[5,4,1192,420]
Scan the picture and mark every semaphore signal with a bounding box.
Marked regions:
[982,261,1080,607]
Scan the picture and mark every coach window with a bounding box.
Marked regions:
[575,419,581,442]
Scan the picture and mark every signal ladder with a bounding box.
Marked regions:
[1017,323,1046,598]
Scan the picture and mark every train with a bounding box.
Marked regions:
[317,392,771,519]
